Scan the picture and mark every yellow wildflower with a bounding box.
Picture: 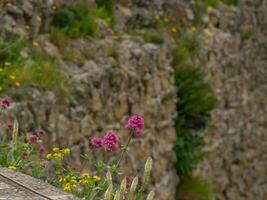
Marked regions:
[9,75,15,80]
[53,147,60,152]
[154,15,160,21]
[6,2,12,7]
[53,152,63,161]
[63,184,72,192]
[93,175,101,182]
[204,28,214,37]
[25,25,31,30]
[32,41,39,47]
[171,27,177,33]
[0,68,3,72]
[4,61,11,66]
[15,82,21,87]
[62,148,70,155]
[191,26,196,32]
[52,5,57,10]
[8,166,17,170]
[82,172,90,179]
[163,17,169,23]
[112,35,120,40]
[207,6,213,13]
[46,153,52,160]
[36,16,42,22]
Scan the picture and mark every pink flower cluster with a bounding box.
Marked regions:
[124,115,145,136]
[1,98,12,109]
[27,133,39,143]
[90,132,120,151]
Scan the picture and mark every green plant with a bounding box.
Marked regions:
[172,34,200,66]
[174,66,217,175]
[92,1,116,27]
[143,31,164,45]
[176,175,215,200]
[51,1,98,38]
[0,35,27,93]
[16,54,70,100]
[175,67,217,116]
[0,103,154,199]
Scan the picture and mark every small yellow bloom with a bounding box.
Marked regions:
[191,26,196,32]
[59,177,65,183]
[204,28,214,37]
[4,61,11,66]
[53,147,60,152]
[32,41,39,47]
[8,166,17,170]
[93,175,101,182]
[63,185,72,192]
[52,5,57,10]
[62,148,70,155]
[207,6,213,13]
[46,153,52,160]
[25,25,31,30]
[112,35,120,40]
[36,16,42,22]
[9,75,15,80]
[154,15,160,21]
[171,27,177,33]
[163,17,169,23]
[6,2,12,7]
[15,82,21,87]
[208,23,213,28]
[0,68,3,72]
[53,152,63,161]
[82,172,90,178]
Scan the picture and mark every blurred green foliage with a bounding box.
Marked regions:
[176,175,215,200]
[143,30,164,44]
[51,1,98,38]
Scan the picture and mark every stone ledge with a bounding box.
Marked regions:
[0,167,80,200]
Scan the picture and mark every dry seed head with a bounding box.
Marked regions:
[146,190,155,200]
[130,176,138,193]
[143,157,153,186]
[114,189,121,200]
[104,183,113,200]
[120,178,127,195]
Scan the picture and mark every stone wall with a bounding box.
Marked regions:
[198,1,267,199]
[0,0,178,199]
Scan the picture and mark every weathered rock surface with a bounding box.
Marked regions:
[0,1,178,199]
[198,1,267,199]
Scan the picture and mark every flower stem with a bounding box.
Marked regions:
[116,131,133,168]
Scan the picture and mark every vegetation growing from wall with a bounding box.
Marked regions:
[176,175,215,200]
[0,34,69,100]
[0,101,154,199]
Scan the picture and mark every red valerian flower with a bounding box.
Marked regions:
[28,133,39,143]
[103,132,120,143]
[21,149,29,158]
[1,98,12,109]
[124,115,145,136]
[103,132,120,151]
[90,137,104,149]
[38,146,46,154]
[5,122,13,132]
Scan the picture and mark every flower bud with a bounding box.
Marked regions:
[146,190,155,200]
[104,183,113,200]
